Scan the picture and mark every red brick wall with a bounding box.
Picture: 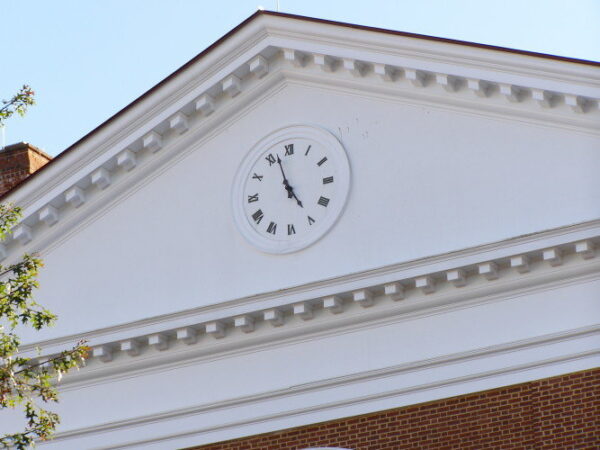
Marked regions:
[191,368,599,449]
[0,142,52,196]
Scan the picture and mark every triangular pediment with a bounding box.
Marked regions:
[1,11,598,342]
[2,13,599,449]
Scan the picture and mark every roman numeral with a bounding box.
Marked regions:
[287,224,296,235]
[265,153,276,166]
[252,173,263,181]
[284,144,294,156]
[252,209,264,224]
[307,216,315,225]
[318,196,330,207]
[305,145,312,156]
[317,157,327,167]
[267,221,277,235]
[323,176,334,184]
[247,193,259,203]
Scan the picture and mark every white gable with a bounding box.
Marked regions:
[1,12,598,449]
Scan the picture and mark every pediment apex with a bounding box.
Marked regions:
[2,11,598,261]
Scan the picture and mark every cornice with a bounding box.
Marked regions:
[22,223,598,384]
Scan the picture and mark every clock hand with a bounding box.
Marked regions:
[285,181,303,207]
[276,155,293,198]
[277,155,303,207]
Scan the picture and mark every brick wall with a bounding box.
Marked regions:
[0,142,52,196]
[191,368,599,449]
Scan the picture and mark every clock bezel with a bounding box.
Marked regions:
[232,124,351,254]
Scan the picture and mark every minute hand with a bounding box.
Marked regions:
[276,155,292,197]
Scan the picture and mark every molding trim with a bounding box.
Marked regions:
[43,325,600,448]
[23,229,599,384]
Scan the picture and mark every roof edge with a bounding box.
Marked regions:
[262,11,600,67]
[2,10,597,202]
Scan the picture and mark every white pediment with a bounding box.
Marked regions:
[1,12,597,343]
[2,12,599,450]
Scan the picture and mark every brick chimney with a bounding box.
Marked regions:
[0,142,52,196]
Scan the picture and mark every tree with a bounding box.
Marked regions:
[0,86,89,448]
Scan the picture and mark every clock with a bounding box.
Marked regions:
[232,125,350,254]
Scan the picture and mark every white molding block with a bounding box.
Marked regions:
[264,308,284,327]
[116,149,137,172]
[249,55,268,78]
[148,333,169,351]
[13,224,32,245]
[543,248,563,266]
[313,54,338,72]
[500,84,527,103]
[120,339,140,356]
[176,327,198,345]
[169,112,189,135]
[467,78,493,97]
[575,240,596,259]
[323,295,343,314]
[415,276,435,294]
[343,58,368,77]
[234,315,255,333]
[478,262,499,280]
[446,269,467,287]
[564,94,590,113]
[353,289,374,307]
[532,89,559,108]
[91,167,111,190]
[510,255,530,273]
[436,74,462,92]
[93,345,113,363]
[65,186,86,208]
[205,321,226,339]
[384,282,404,301]
[374,63,398,81]
[39,205,59,227]
[293,302,313,320]
[283,48,307,67]
[222,75,242,97]
[195,94,215,116]
[405,69,429,87]
[143,131,163,153]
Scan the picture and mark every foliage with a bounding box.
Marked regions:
[0,86,36,127]
[0,89,89,448]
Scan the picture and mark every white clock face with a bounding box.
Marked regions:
[232,125,350,254]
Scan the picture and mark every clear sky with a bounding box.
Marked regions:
[2,0,599,156]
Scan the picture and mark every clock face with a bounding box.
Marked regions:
[232,125,350,254]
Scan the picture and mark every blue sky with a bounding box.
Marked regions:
[2,0,599,156]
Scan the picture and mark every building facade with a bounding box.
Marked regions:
[0,11,598,449]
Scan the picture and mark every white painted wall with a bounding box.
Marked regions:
[26,81,599,340]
